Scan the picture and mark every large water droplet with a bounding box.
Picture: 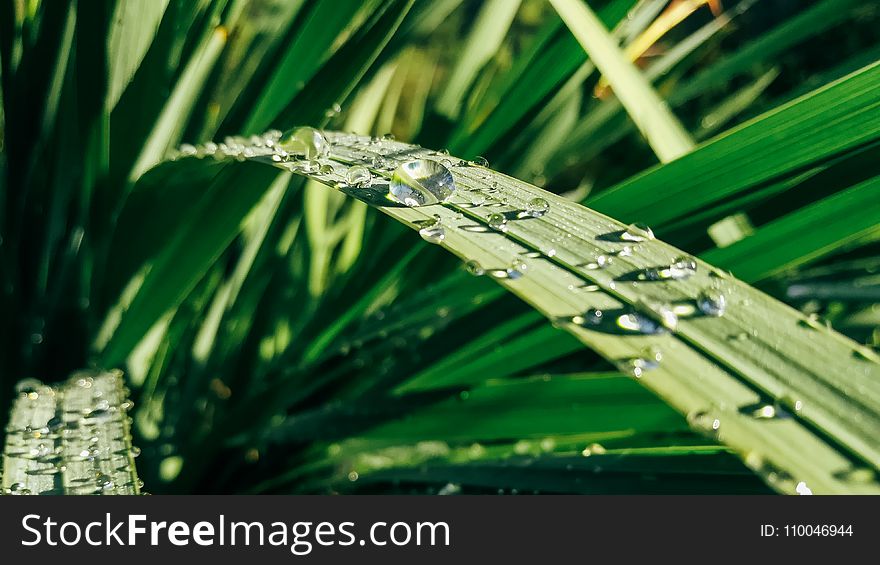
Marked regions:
[279,127,329,159]
[346,165,372,187]
[621,222,655,242]
[390,160,455,206]
[697,288,726,317]
[647,255,697,280]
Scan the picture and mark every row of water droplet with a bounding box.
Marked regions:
[2,373,143,495]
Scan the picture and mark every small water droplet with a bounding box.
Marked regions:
[618,346,662,378]
[324,103,342,118]
[687,410,721,437]
[697,288,727,317]
[581,443,606,457]
[584,253,612,270]
[655,256,698,280]
[6,483,30,495]
[130,446,142,458]
[390,160,455,206]
[348,471,359,482]
[471,156,489,167]
[15,378,42,397]
[279,127,329,159]
[418,217,446,244]
[487,213,507,231]
[506,258,528,280]
[795,481,812,495]
[470,191,487,206]
[46,416,64,432]
[85,408,112,421]
[319,164,334,175]
[572,308,603,326]
[523,197,549,218]
[621,222,655,242]
[465,260,484,276]
[346,165,372,187]
[96,472,115,491]
[381,132,396,140]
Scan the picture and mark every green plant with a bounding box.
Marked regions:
[1,0,879,494]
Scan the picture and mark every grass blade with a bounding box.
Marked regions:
[549,0,694,162]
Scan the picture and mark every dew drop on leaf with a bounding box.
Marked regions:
[346,165,372,187]
[487,213,507,230]
[418,218,446,244]
[506,258,528,279]
[697,288,727,317]
[525,197,549,217]
[465,260,484,276]
[622,222,655,242]
[390,160,455,206]
[279,127,329,159]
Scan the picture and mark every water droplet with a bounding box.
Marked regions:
[616,306,676,334]
[15,378,42,397]
[96,472,115,491]
[487,213,507,231]
[390,160,455,206]
[572,308,604,326]
[581,443,606,457]
[750,404,778,419]
[348,471,359,482]
[437,483,461,495]
[381,132,396,140]
[697,288,727,317]
[319,164,334,175]
[618,346,662,378]
[524,197,549,218]
[130,446,142,458]
[584,253,612,270]
[651,255,698,280]
[506,258,528,280]
[687,410,721,437]
[324,103,341,118]
[795,481,813,495]
[6,483,30,495]
[85,408,112,421]
[279,127,329,159]
[371,154,390,170]
[621,222,655,242]
[346,165,372,187]
[418,218,446,244]
[46,416,64,432]
[465,260,484,276]
[470,191,487,206]
[471,156,489,167]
